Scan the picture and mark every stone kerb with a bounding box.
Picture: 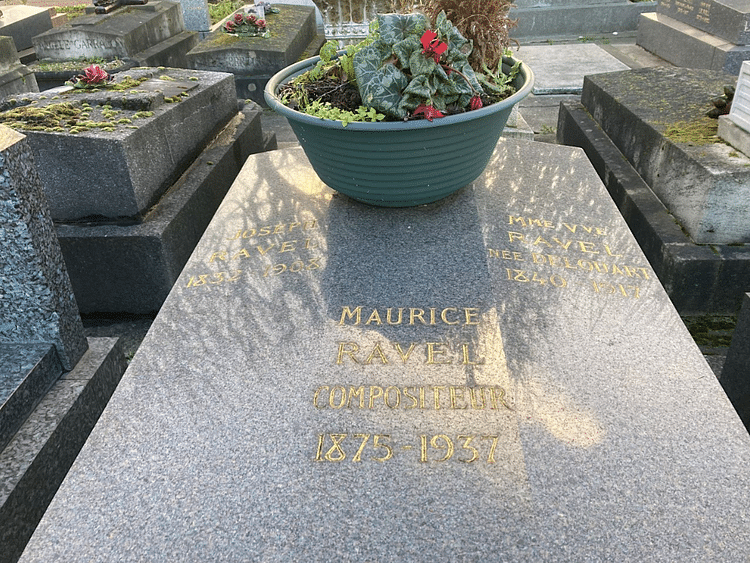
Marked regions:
[4,68,237,222]
[0,126,87,370]
[33,1,187,61]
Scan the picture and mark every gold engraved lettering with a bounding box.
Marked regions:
[426,342,451,365]
[458,435,479,463]
[464,308,479,325]
[352,434,370,462]
[339,306,362,325]
[433,386,446,409]
[313,386,328,409]
[210,251,228,262]
[365,309,382,325]
[348,386,365,408]
[385,386,401,408]
[369,386,383,408]
[371,435,393,462]
[409,308,426,325]
[325,434,347,462]
[508,231,526,243]
[364,343,389,365]
[481,435,499,463]
[256,242,275,256]
[393,342,416,363]
[329,386,346,408]
[336,342,360,364]
[461,343,484,365]
[279,240,297,253]
[469,387,486,409]
[508,216,554,228]
[386,307,404,325]
[562,223,607,236]
[450,387,468,409]
[403,387,419,408]
[441,308,459,324]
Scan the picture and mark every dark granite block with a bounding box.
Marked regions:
[721,293,750,427]
[0,344,61,452]
[0,337,126,563]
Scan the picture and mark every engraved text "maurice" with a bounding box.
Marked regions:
[338,306,480,326]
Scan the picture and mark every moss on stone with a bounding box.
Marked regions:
[662,117,719,146]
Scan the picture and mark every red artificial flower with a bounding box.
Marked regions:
[82,64,108,84]
[420,30,447,64]
[225,20,235,30]
[234,13,244,22]
[246,14,256,22]
[413,104,445,121]
[470,95,483,111]
[256,19,266,27]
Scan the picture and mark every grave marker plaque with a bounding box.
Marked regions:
[20,142,750,561]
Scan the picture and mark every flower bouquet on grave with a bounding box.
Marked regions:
[223,12,267,37]
[264,2,533,207]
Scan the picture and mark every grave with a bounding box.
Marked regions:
[18,140,750,561]
[510,0,656,39]
[557,66,750,314]
[0,125,126,563]
[0,6,53,54]
[0,37,39,98]
[32,1,199,73]
[186,3,326,105]
[0,67,276,313]
[638,0,750,73]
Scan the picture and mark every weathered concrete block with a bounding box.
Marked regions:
[0,6,53,52]
[33,1,188,61]
[581,66,750,244]
[1,68,237,222]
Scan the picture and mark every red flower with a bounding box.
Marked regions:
[246,14,256,22]
[256,19,266,27]
[470,95,483,111]
[225,20,235,30]
[413,104,445,121]
[234,13,244,22]
[82,64,108,84]
[420,30,447,64]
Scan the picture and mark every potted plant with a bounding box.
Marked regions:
[264,4,533,207]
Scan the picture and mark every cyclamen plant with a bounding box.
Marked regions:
[68,64,113,89]
[224,12,267,37]
[281,11,521,124]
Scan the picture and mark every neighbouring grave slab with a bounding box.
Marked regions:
[186,4,324,104]
[517,44,629,94]
[1,337,126,563]
[55,103,276,314]
[0,67,237,222]
[580,66,749,244]
[19,141,750,561]
[175,0,210,35]
[512,0,656,38]
[656,0,750,44]
[32,1,198,69]
[0,36,39,98]
[638,10,750,73]
[0,125,87,369]
[557,100,750,314]
[721,293,750,427]
[0,6,53,52]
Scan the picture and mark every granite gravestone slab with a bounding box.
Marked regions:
[656,0,750,44]
[580,66,750,244]
[32,1,197,67]
[20,142,750,561]
[0,36,38,98]
[0,126,87,371]
[0,6,53,52]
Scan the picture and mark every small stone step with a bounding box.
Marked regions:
[0,337,126,563]
[0,344,62,453]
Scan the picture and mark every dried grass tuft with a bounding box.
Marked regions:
[419,0,518,70]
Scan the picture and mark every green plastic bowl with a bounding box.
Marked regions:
[264,54,534,207]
